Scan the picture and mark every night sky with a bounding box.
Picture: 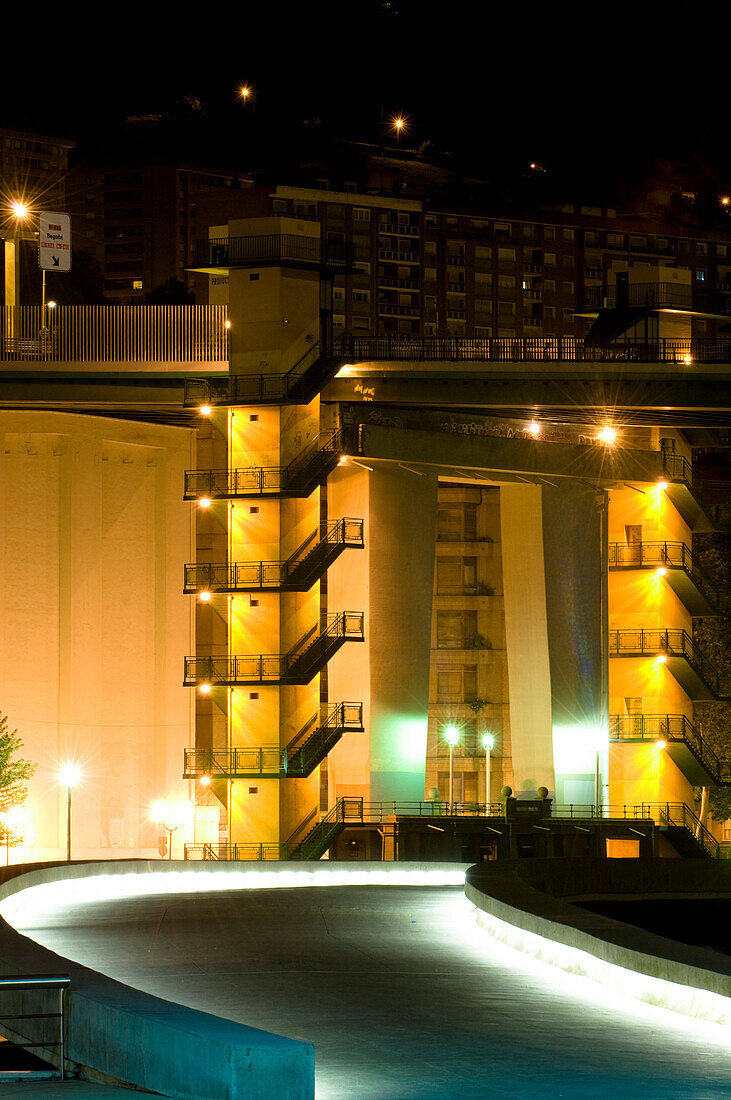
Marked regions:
[3,0,731,200]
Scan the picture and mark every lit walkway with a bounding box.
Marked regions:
[17,885,731,1099]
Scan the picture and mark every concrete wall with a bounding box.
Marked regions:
[0,412,194,861]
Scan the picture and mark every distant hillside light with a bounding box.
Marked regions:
[239,85,251,101]
[722,196,730,206]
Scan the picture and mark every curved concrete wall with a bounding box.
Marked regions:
[466,858,731,1027]
[0,861,318,1099]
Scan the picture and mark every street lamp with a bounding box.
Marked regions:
[444,725,460,812]
[151,800,194,860]
[59,765,81,862]
[482,732,495,811]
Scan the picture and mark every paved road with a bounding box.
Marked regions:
[14,885,731,1099]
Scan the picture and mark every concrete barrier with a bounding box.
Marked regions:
[465,858,731,1027]
[0,860,319,1098]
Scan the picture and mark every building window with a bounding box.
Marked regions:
[353,207,371,222]
[696,242,707,255]
[497,247,516,262]
[436,665,478,703]
[437,503,477,542]
[697,269,706,281]
[563,228,575,241]
[436,557,477,595]
[544,279,556,293]
[543,226,555,241]
[436,611,478,649]
[562,282,575,294]
[495,222,512,237]
[475,325,492,337]
[352,289,371,303]
[544,253,556,266]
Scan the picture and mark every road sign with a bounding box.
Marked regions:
[38,212,72,272]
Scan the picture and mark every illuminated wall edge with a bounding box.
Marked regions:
[0,860,470,923]
[464,882,731,1028]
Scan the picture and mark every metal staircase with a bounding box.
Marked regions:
[183,702,364,779]
[184,612,365,687]
[289,797,365,861]
[184,518,364,594]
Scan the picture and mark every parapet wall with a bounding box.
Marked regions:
[465,858,731,1025]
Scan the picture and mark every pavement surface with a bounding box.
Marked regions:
[10,884,731,1099]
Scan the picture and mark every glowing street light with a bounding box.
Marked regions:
[10,201,29,220]
[482,732,495,810]
[239,85,252,102]
[199,405,212,417]
[198,497,212,509]
[655,566,667,577]
[151,800,194,860]
[527,420,541,438]
[444,725,460,812]
[59,764,81,862]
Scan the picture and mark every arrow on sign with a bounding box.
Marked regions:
[52,256,60,267]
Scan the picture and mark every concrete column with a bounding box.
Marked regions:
[500,483,555,796]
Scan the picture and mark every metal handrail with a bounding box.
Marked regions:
[582,282,731,315]
[184,518,364,593]
[0,975,69,1078]
[183,612,365,685]
[608,541,727,613]
[183,702,364,777]
[652,802,720,859]
[0,305,228,363]
[184,429,343,500]
[608,628,723,697]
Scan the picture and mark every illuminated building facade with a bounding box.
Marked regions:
[182,214,729,860]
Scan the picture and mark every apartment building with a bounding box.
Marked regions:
[181,213,729,862]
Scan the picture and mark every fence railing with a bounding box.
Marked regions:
[184,430,343,500]
[335,335,731,364]
[0,305,229,363]
[0,975,69,1078]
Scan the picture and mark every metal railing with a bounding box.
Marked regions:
[184,518,364,593]
[193,235,354,271]
[334,334,731,364]
[651,802,720,859]
[184,429,343,500]
[581,282,731,315]
[0,975,69,1078]
[184,611,365,686]
[183,702,364,778]
[608,541,728,613]
[0,305,229,364]
[609,713,731,785]
[608,628,723,697]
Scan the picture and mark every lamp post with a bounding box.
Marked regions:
[59,765,81,862]
[151,801,194,860]
[482,732,495,811]
[444,725,460,813]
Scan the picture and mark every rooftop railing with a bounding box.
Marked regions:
[581,282,731,315]
[193,235,355,271]
[0,305,229,364]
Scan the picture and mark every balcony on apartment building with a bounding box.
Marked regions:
[609,541,728,615]
[609,713,731,787]
[190,235,356,273]
[608,628,727,700]
[184,519,364,594]
[184,612,365,687]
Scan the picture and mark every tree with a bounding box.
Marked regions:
[143,277,195,304]
[0,713,36,812]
